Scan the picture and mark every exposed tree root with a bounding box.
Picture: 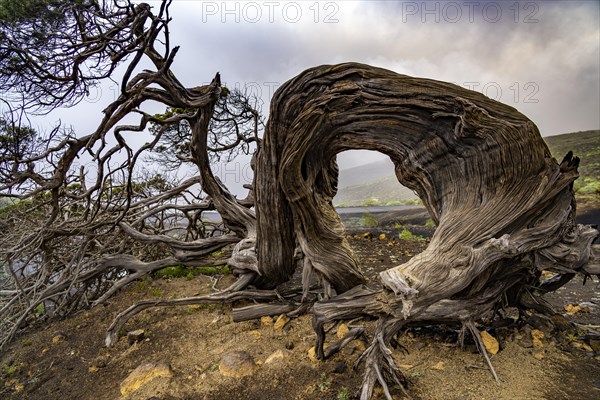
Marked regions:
[356,319,411,400]
[105,287,283,347]
[465,321,500,383]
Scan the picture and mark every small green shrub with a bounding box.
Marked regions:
[399,228,424,241]
[575,177,600,195]
[360,214,378,228]
[208,250,227,259]
[315,372,332,392]
[34,303,45,317]
[337,386,351,400]
[424,219,436,228]
[1,361,20,377]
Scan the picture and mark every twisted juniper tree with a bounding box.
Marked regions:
[1,1,598,399]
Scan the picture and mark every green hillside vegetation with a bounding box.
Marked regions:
[334,130,600,207]
[334,175,419,207]
[544,130,600,195]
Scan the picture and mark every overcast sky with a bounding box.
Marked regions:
[39,0,600,193]
[166,0,599,135]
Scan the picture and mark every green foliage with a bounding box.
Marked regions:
[0,119,39,165]
[398,228,424,241]
[208,250,227,259]
[0,199,32,219]
[34,303,45,317]
[1,359,20,377]
[334,174,420,207]
[574,177,600,195]
[337,387,351,400]
[544,130,600,183]
[315,372,332,392]
[564,332,580,342]
[0,0,64,25]
[410,370,426,380]
[21,338,32,347]
[424,219,436,228]
[359,213,378,228]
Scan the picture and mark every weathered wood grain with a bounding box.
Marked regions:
[254,62,598,399]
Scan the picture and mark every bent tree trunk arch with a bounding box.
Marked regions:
[253,63,598,398]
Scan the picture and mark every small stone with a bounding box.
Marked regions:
[399,364,414,370]
[378,233,386,240]
[533,350,545,360]
[518,335,534,349]
[526,315,553,335]
[219,351,256,377]
[336,323,350,339]
[264,349,289,365]
[480,331,499,355]
[564,304,582,315]
[414,342,427,350]
[248,330,261,339]
[15,383,25,392]
[431,361,445,371]
[260,316,274,327]
[351,340,367,352]
[307,347,319,362]
[119,362,173,397]
[274,314,291,331]
[333,361,347,374]
[587,338,600,353]
[52,332,66,344]
[582,343,594,353]
[127,329,145,346]
[531,329,545,348]
[88,366,99,373]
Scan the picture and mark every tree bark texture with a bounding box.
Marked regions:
[253,62,598,397]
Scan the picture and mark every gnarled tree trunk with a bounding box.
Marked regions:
[254,62,598,398]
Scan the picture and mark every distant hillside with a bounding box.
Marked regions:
[334,130,600,207]
[334,175,418,207]
[337,158,396,189]
[544,130,600,186]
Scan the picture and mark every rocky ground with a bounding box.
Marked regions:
[1,207,599,400]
